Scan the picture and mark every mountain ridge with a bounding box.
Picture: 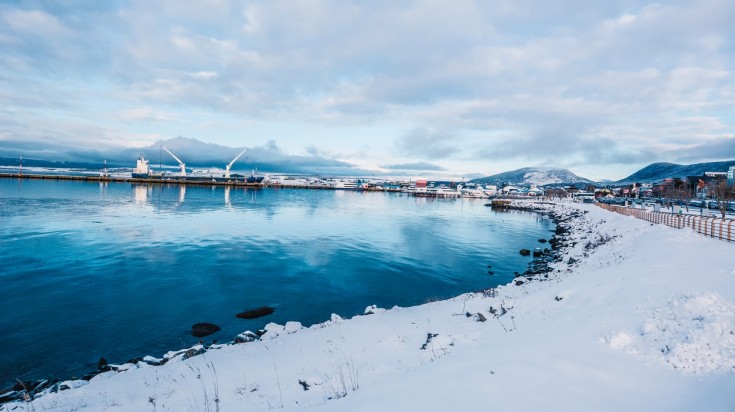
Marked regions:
[470,167,593,186]
[616,160,735,183]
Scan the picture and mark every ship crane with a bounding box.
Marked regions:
[161,145,186,176]
[225,148,247,179]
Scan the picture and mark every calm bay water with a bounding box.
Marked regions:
[0,178,554,387]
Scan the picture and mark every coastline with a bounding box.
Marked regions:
[5,200,735,411]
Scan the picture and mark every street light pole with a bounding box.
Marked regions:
[19,155,23,176]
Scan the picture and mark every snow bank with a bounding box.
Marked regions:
[6,201,735,412]
[608,292,735,374]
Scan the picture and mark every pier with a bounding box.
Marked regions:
[0,173,401,192]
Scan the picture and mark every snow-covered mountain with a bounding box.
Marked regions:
[616,160,735,184]
[471,167,594,186]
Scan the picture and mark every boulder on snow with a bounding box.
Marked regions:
[97,357,109,371]
[191,322,221,338]
[236,306,275,319]
[234,330,260,344]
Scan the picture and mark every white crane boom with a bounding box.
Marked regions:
[161,145,186,176]
[225,148,247,178]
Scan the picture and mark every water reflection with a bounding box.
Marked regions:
[134,184,149,204]
[0,179,554,388]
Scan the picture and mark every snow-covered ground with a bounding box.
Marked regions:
[5,201,735,412]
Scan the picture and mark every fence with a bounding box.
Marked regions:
[597,204,735,242]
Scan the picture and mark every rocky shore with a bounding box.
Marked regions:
[5,200,735,411]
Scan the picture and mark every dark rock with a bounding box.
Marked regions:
[98,357,108,371]
[519,249,531,256]
[183,346,206,360]
[532,249,542,258]
[475,313,487,322]
[13,381,31,391]
[538,239,548,243]
[514,280,525,286]
[555,296,563,301]
[489,306,507,317]
[0,390,20,403]
[30,379,50,392]
[567,257,578,265]
[191,322,221,338]
[142,358,162,366]
[420,333,439,350]
[236,306,275,320]
[233,331,260,344]
[299,380,310,391]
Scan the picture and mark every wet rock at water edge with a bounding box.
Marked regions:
[532,249,543,257]
[519,249,531,256]
[191,322,221,338]
[0,390,20,403]
[538,239,548,243]
[236,306,275,319]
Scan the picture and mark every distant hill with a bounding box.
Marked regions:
[0,157,123,169]
[616,160,735,183]
[470,167,594,186]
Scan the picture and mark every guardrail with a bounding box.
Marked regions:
[597,204,735,242]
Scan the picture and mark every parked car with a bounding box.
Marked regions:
[688,199,704,208]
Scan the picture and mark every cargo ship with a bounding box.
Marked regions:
[131,156,164,179]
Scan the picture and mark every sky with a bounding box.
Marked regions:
[0,0,733,180]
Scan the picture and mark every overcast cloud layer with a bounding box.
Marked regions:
[0,0,733,180]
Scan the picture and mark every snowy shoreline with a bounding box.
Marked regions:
[4,200,735,411]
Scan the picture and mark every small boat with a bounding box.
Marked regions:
[333,179,361,190]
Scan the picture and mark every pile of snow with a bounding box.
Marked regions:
[608,292,735,374]
[6,201,735,412]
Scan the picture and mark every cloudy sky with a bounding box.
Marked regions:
[0,0,733,180]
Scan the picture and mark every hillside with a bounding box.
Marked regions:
[471,167,593,186]
[617,160,735,183]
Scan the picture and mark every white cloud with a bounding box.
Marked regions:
[0,0,733,180]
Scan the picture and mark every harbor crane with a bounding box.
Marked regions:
[225,148,247,179]
[161,145,187,176]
